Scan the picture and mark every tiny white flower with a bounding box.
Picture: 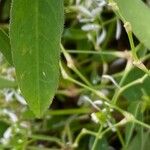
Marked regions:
[79,18,94,23]
[3,127,12,140]
[96,29,107,46]
[3,109,18,122]
[4,90,14,102]
[91,113,99,123]
[78,95,100,110]
[82,23,100,31]
[91,7,102,17]
[107,120,116,132]
[116,20,121,40]
[102,75,120,88]
[14,92,27,105]
[77,6,92,17]
[102,108,107,112]
[0,127,12,145]
[93,100,103,106]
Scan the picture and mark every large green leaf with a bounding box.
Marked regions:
[10,0,64,117]
[0,29,13,65]
[114,0,150,49]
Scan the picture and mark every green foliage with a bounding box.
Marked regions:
[114,0,150,50]
[89,137,109,150]
[0,0,150,149]
[126,131,150,150]
[123,68,150,101]
[10,0,64,117]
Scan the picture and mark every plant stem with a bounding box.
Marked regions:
[73,128,97,148]
[61,44,92,87]
[134,119,150,130]
[112,60,132,105]
[91,125,103,150]
[47,108,91,116]
[112,74,148,104]
[66,49,124,57]
[67,76,109,101]
[29,134,64,147]
[116,128,125,147]
[127,31,138,60]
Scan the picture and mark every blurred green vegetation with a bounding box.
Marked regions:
[0,0,150,150]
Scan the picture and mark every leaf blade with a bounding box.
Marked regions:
[10,0,64,117]
[114,0,150,49]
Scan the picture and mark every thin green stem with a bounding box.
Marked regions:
[66,49,124,57]
[72,66,92,86]
[125,102,141,148]
[47,108,91,116]
[73,128,97,148]
[119,60,132,87]
[29,134,64,147]
[111,60,132,105]
[91,125,103,150]
[116,129,125,147]
[61,44,92,87]
[127,31,138,60]
[67,76,109,101]
[134,119,150,130]
[112,74,148,104]
[102,16,117,26]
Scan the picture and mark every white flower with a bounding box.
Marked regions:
[116,20,121,40]
[91,113,99,123]
[0,127,12,145]
[96,29,107,46]
[2,109,18,122]
[82,23,100,31]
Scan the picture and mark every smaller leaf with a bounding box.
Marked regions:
[114,0,150,50]
[0,28,13,65]
[122,68,150,101]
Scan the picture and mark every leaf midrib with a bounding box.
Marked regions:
[35,0,40,112]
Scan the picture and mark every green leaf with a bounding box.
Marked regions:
[122,68,150,101]
[126,131,150,150]
[10,0,64,117]
[0,76,16,88]
[89,136,109,150]
[114,0,150,49]
[0,28,13,65]
[125,101,141,148]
